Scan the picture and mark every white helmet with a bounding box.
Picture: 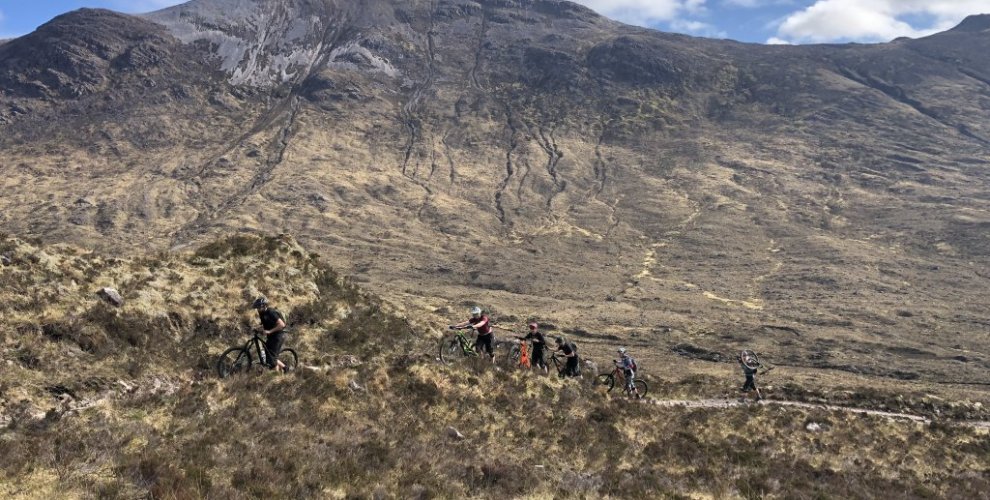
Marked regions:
[470,306,482,317]
[617,347,628,355]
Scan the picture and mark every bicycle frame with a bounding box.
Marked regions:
[246,333,279,366]
[452,330,478,356]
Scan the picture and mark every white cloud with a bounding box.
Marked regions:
[766,36,791,44]
[723,0,794,7]
[574,0,708,25]
[671,19,729,38]
[773,0,990,43]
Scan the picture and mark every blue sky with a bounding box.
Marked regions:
[1,0,989,44]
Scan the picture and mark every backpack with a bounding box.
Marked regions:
[629,357,637,372]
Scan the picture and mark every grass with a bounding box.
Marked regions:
[0,233,988,498]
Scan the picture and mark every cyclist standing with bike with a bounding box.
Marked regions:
[517,322,548,374]
[450,306,496,363]
[555,336,580,377]
[615,347,640,396]
[254,297,287,372]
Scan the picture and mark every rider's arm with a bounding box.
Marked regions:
[266,318,286,335]
[451,320,471,329]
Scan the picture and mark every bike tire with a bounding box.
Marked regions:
[633,379,648,398]
[503,344,522,367]
[597,374,615,391]
[217,347,252,378]
[439,337,466,364]
[741,349,761,369]
[277,348,298,373]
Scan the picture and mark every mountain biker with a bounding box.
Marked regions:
[738,351,763,402]
[555,336,580,377]
[615,347,639,396]
[254,297,287,372]
[517,322,548,374]
[450,306,496,363]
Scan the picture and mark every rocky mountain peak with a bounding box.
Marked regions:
[950,13,990,33]
[0,9,183,98]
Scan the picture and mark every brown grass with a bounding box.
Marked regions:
[1,233,988,499]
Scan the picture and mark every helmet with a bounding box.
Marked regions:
[252,297,269,309]
[470,306,482,317]
[617,347,627,355]
[528,322,538,331]
[555,336,563,345]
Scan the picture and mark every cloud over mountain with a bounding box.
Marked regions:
[773,0,990,43]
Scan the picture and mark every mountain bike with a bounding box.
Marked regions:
[597,364,648,398]
[438,326,479,363]
[217,330,298,378]
[547,352,580,378]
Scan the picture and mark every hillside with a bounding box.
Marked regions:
[0,2,986,383]
[1,234,988,498]
[0,1,989,495]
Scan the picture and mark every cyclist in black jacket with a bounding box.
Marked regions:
[555,336,580,377]
[254,297,287,372]
[517,322,548,374]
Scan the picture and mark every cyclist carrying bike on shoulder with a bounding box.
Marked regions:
[615,347,640,397]
[254,297,287,372]
[517,322,548,374]
[738,351,763,402]
[450,306,496,363]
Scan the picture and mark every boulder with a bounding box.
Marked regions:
[446,426,465,440]
[0,255,11,266]
[97,287,124,306]
[805,422,823,432]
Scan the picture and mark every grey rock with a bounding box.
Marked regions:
[97,287,124,306]
[806,422,823,432]
[0,255,11,266]
[446,426,465,440]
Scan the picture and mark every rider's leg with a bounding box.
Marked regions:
[265,331,286,371]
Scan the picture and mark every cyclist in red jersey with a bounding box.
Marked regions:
[450,306,496,363]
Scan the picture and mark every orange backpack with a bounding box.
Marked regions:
[519,341,531,368]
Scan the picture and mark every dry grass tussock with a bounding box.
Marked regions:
[0,233,988,499]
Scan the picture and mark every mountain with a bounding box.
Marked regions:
[0,0,988,393]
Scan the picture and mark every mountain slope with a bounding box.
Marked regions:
[1,234,988,498]
[0,1,987,397]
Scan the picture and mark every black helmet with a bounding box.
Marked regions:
[252,297,269,309]
[555,336,563,345]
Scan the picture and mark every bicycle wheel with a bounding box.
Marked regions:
[217,347,252,378]
[503,344,521,367]
[277,348,298,373]
[741,350,760,369]
[597,374,615,391]
[632,379,648,398]
[439,337,467,364]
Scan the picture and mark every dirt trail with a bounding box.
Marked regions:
[639,397,990,429]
